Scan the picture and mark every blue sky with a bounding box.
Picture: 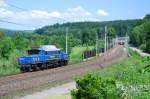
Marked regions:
[0,0,149,30]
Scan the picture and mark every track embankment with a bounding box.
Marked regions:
[0,45,127,98]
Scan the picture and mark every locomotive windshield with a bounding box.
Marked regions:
[28,49,41,55]
[46,51,60,55]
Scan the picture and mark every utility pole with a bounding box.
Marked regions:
[66,27,68,54]
[107,37,109,50]
[125,32,129,54]
[96,30,99,55]
[104,26,107,53]
[115,35,118,46]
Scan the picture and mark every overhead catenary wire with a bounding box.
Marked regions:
[0,2,68,29]
[6,2,29,11]
[3,1,71,54]
[6,2,67,22]
[0,19,33,28]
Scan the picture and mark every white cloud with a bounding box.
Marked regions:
[67,6,84,12]
[0,4,100,29]
[0,8,14,17]
[0,0,7,7]
[49,11,61,17]
[0,5,95,22]
[9,6,92,22]
[30,10,61,19]
[97,9,108,16]
[67,6,91,16]
[61,6,94,22]
[31,10,51,18]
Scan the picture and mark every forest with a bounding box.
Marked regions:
[130,15,150,53]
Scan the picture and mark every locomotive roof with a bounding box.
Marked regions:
[38,45,60,51]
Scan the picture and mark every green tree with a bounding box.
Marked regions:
[0,37,14,59]
[131,25,144,46]
[71,74,118,99]
[81,32,90,46]
[146,31,150,53]
[130,14,150,52]
[0,29,6,39]
[12,32,29,50]
[34,20,138,47]
[144,15,150,53]
[107,26,116,38]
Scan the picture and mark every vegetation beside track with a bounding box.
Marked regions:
[71,49,150,99]
[0,45,95,76]
[0,50,24,76]
[69,46,94,64]
[47,94,71,99]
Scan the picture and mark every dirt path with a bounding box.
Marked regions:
[0,45,127,98]
[20,82,75,99]
[130,47,150,57]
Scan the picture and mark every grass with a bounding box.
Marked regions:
[0,50,23,76]
[0,65,20,76]
[47,93,71,99]
[95,49,150,83]
[89,49,150,98]
[69,46,94,64]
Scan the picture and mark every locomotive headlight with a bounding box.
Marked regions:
[18,57,25,65]
[19,58,24,60]
[50,56,55,58]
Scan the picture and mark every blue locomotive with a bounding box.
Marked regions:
[18,45,68,72]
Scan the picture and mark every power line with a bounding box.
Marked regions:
[3,1,69,51]
[1,1,68,28]
[6,2,67,22]
[0,19,33,28]
[6,2,29,11]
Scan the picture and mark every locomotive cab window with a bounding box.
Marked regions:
[46,50,60,55]
[28,49,41,55]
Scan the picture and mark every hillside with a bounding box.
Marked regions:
[0,28,32,36]
[34,19,140,37]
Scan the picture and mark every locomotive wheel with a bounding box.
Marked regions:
[58,61,63,67]
[24,67,30,72]
[32,66,38,71]
[20,67,26,72]
[40,63,47,70]
[20,66,31,72]
[64,60,68,66]
[39,66,44,70]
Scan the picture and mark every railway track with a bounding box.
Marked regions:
[0,45,127,97]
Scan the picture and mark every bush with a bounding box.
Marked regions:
[0,37,14,59]
[71,50,150,99]
[139,44,146,51]
[71,74,119,99]
[0,50,25,76]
